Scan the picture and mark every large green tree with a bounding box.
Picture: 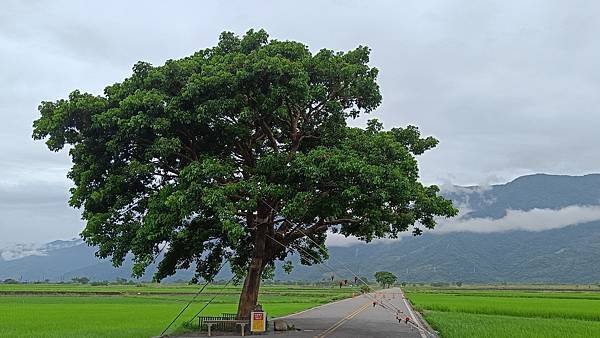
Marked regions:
[374,271,398,288]
[33,29,457,317]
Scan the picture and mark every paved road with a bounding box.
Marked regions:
[270,288,426,338]
[198,288,430,338]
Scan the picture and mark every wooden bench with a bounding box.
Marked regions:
[204,319,249,336]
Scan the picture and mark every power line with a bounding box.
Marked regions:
[264,230,430,335]
[159,259,230,337]
[260,199,401,310]
[259,198,435,336]
[186,276,235,324]
[264,231,403,319]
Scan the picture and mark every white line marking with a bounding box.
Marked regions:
[315,302,370,338]
[399,289,427,338]
[275,294,367,319]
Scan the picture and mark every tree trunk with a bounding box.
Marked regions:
[237,220,268,319]
[236,255,265,319]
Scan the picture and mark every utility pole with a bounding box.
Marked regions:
[355,248,360,275]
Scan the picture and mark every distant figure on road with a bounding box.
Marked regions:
[354,276,358,284]
[372,301,377,307]
[405,317,410,324]
[344,279,348,286]
[331,275,334,282]
[339,281,343,288]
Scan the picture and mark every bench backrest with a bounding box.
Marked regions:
[199,315,247,332]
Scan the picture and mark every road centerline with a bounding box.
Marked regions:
[314,301,371,338]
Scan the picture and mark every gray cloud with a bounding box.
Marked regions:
[1,0,599,244]
[437,205,600,233]
[327,205,600,246]
[0,180,82,246]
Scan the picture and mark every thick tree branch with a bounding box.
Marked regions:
[260,120,279,152]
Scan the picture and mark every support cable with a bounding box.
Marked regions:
[260,198,435,336]
[159,259,230,337]
[186,275,235,324]
[294,226,434,336]
[264,232,397,315]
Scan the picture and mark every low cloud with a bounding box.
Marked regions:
[326,205,600,246]
[326,231,412,247]
[0,238,82,261]
[326,233,374,247]
[0,243,46,261]
[437,205,600,233]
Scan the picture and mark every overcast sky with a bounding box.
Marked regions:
[1,0,599,245]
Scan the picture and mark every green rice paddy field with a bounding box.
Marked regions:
[5,283,600,337]
[404,286,600,338]
[0,283,353,338]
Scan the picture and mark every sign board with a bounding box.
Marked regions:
[250,311,266,332]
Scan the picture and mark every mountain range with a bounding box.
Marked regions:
[2,173,600,283]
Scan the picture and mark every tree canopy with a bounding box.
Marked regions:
[374,271,398,288]
[33,29,457,316]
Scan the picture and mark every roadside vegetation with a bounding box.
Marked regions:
[0,283,355,338]
[405,285,600,338]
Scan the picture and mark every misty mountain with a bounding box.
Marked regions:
[2,173,600,283]
[284,220,600,283]
[0,239,83,261]
[445,173,600,219]
[0,241,197,282]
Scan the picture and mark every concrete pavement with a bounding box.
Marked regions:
[186,288,431,338]
[270,287,427,337]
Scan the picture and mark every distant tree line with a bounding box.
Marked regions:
[1,277,141,285]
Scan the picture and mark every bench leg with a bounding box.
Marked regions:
[208,324,212,337]
[241,324,245,336]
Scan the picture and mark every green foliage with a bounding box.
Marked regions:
[282,260,294,274]
[32,29,457,284]
[261,263,275,281]
[71,277,90,284]
[374,271,397,288]
[89,281,109,286]
[113,277,135,285]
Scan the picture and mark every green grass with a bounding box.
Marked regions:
[424,312,600,338]
[0,284,354,338]
[404,287,600,338]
